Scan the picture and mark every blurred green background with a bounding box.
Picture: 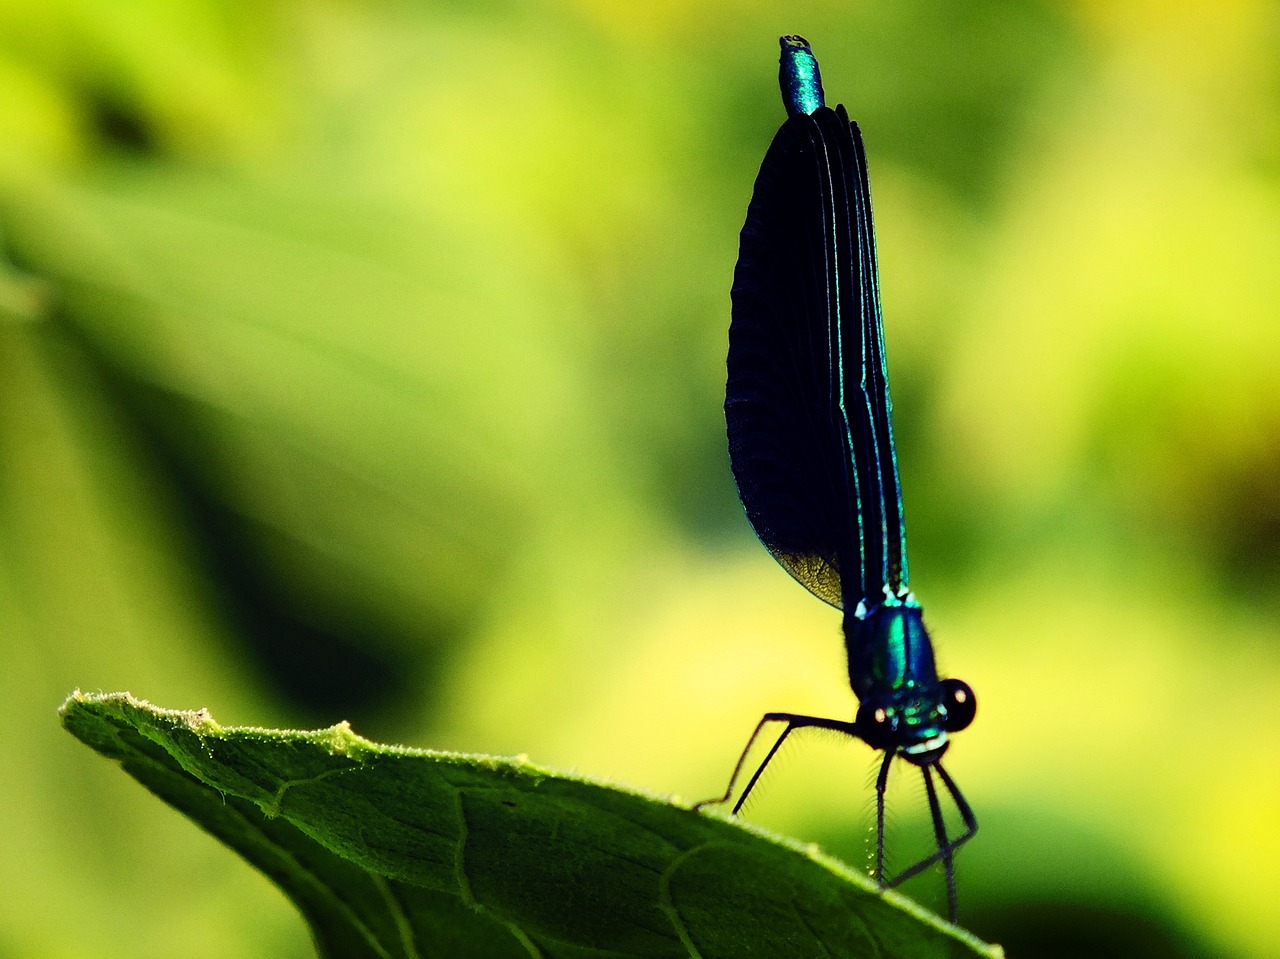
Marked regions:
[2,0,1278,956]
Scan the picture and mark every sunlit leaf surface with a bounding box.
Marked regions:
[62,691,1001,959]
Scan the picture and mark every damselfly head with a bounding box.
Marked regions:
[855,678,975,765]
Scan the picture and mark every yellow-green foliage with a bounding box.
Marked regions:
[3,3,1278,957]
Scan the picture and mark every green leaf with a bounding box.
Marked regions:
[61,691,1002,959]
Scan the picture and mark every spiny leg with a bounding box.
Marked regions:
[694,713,858,814]
[873,749,894,885]
[935,761,978,854]
[881,765,958,921]
[731,721,796,815]
[920,765,958,922]
[884,760,978,921]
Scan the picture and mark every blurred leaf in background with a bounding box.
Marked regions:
[2,1,1278,958]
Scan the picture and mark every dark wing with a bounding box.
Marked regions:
[726,105,908,609]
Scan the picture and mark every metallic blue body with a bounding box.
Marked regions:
[845,599,947,757]
[779,35,825,117]
[704,35,978,920]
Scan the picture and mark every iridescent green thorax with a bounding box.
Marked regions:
[846,599,938,695]
[779,35,824,116]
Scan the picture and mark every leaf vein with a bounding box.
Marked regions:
[656,842,709,959]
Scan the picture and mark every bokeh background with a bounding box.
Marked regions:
[3,1,1278,957]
